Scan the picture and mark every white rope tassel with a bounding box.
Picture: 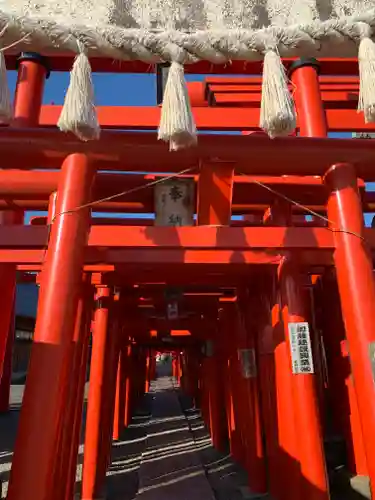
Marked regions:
[0,50,12,124]
[358,37,375,123]
[158,62,197,151]
[260,50,296,138]
[58,50,100,141]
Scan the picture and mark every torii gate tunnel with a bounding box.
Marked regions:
[1,54,375,500]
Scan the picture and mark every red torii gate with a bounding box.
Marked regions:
[0,53,374,500]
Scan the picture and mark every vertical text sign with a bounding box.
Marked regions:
[167,301,178,320]
[238,348,257,379]
[288,322,314,374]
[154,179,195,226]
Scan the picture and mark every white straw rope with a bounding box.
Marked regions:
[0,11,374,62]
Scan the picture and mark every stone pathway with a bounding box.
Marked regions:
[136,375,216,500]
[105,394,152,500]
[178,391,270,500]
[0,379,371,500]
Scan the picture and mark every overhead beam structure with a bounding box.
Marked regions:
[2,52,375,500]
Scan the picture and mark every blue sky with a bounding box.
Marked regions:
[6,70,374,226]
[9,70,207,106]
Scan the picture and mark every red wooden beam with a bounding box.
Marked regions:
[30,216,155,226]
[211,92,357,108]
[28,217,347,227]
[207,83,360,92]
[18,259,331,284]
[90,269,265,287]
[0,171,338,199]
[205,78,361,103]
[35,105,375,132]
[0,200,150,212]
[5,171,366,218]
[204,76,361,86]
[92,270,264,287]
[0,200,333,215]
[133,284,235,294]
[4,248,332,267]
[0,225,335,250]
[1,129,375,179]
[0,225,336,268]
[130,320,209,332]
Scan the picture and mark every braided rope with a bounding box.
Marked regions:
[0,9,374,63]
